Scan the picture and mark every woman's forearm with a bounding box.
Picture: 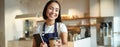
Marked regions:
[60,32,68,47]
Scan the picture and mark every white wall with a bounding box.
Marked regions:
[0,0,5,47]
[90,0,114,17]
[100,0,114,17]
[114,0,120,47]
[19,0,87,16]
[61,0,87,15]
[63,19,80,25]
[5,0,24,41]
[90,0,100,17]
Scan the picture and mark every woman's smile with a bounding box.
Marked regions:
[49,13,57,18]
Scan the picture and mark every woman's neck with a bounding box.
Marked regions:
[46,19,55,26]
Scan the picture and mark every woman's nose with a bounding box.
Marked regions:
[51,10,56,14]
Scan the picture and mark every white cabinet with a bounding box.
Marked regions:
[90,26,97,47]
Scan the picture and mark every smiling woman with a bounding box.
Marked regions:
[33,0,68,47]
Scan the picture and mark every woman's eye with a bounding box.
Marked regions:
[48,7,59,12]
[56,9,59,12]
[49,7,53,10]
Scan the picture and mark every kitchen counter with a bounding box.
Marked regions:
[8,40,32,47]
[74,37,91,47]
[8,40,74,47]
[68,41,74,47]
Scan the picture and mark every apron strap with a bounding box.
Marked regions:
[42,22,58,46]
[42,22,58,37]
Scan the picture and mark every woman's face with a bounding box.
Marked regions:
[46,2,59,21]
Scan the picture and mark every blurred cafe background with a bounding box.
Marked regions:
[0,0,120,47]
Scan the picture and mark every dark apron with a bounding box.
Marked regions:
[34,23,58,47]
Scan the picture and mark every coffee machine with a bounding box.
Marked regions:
[98,22,112,46]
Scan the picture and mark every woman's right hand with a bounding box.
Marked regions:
[40,42,48,47]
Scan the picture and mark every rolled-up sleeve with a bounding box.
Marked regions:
[60,23,68,33]
[33,25,41,34]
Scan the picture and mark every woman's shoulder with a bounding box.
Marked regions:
[57,22,67,28]
[57,22,68,32]
[33,22,44,34]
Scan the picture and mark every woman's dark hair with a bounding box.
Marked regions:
[42,0,61,22]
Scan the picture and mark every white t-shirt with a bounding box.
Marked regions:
[34,22,68,37]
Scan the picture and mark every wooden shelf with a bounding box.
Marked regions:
[80,24,97,26]
[35,16,108,22]
[67,26,80,33]
[62,16,101,21]
[67,24,97,27]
